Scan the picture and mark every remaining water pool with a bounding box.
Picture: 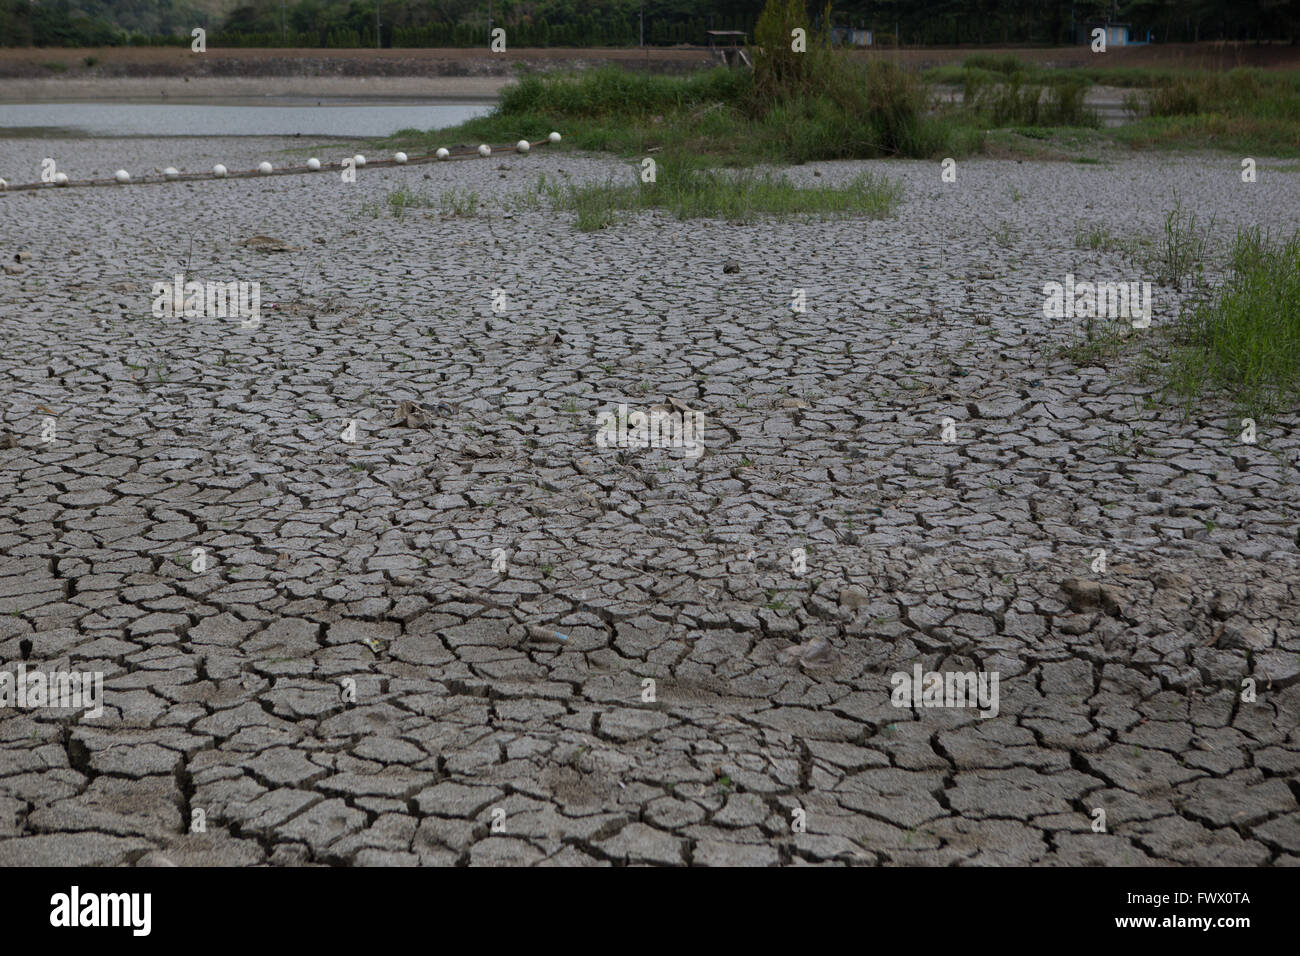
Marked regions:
[0,100,492,137]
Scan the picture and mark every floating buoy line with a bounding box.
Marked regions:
[0,131,560,193]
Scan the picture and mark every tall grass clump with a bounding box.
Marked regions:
[1165,229,1300,416]
[962,53,1027,75]
[1043,80,1096,126]
[964,71,1099,127]
[383,0,958,165]
[1148,81,1202,116]
[1152,192,1214,289]
[751,0,836,101]
[748,0,934,157]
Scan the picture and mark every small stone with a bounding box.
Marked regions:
[1060,577,1127,616]
[839,587,871,610]
[525,625,568,645]
[391,401,432,428]
[797,636,841,669]
[240,235,296,253]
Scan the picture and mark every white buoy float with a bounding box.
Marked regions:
[548,131,561,143]
[8,131,546,191]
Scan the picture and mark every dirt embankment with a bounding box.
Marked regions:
[0,46,714,81]
[0,46,719,101]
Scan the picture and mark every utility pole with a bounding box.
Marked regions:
[376,1,381,49]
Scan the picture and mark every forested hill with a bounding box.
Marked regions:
[2,0,1298,48]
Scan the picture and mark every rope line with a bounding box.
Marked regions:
[0,133,560,192]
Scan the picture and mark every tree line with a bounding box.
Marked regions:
[3,0,1298,49]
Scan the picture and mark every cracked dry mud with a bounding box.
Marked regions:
[1,137,1298,867]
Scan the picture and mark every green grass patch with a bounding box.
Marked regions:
[1164,228,1300,417]
[1121,69,1300,120]
[927,63,1300,156]
[1115,69,1300,157]
[363,185,480,219]
[1113,112,1300,158]
[540,158,902,231]
[1073,222,1151,258]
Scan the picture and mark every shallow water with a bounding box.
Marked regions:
[0,100,492,137]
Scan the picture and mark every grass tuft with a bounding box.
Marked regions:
[1151,192,1214,290]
